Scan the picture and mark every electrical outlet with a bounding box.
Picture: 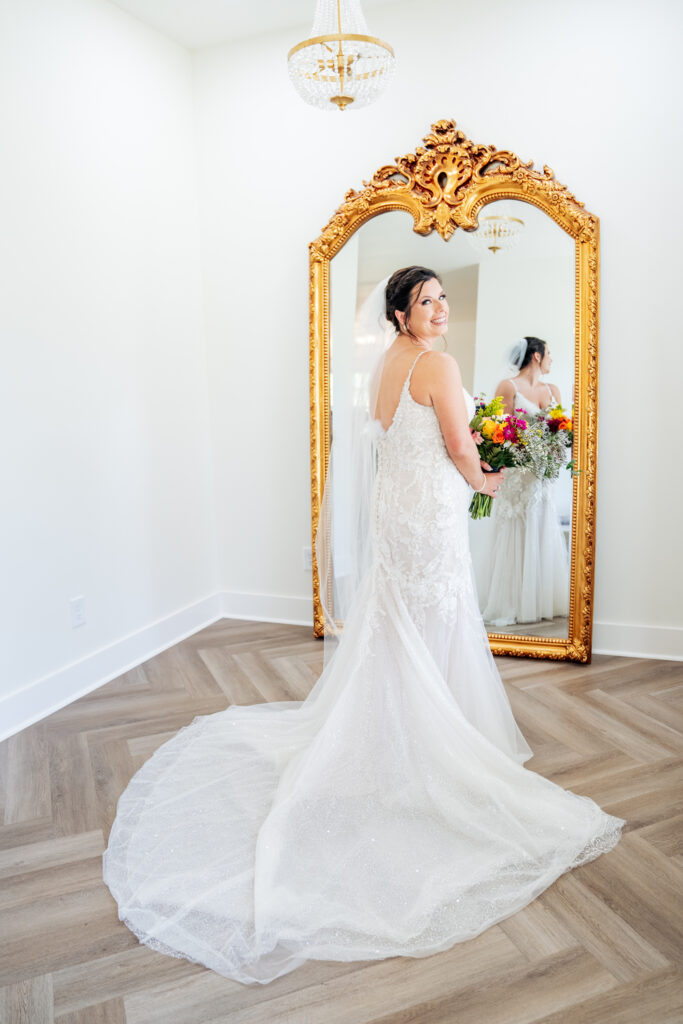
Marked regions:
[70,596,86,628]
[303,547,312,572]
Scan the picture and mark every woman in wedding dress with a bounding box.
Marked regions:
[103,270,624,986]
[477,337,570,628]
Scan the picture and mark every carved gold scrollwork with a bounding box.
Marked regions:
[309,119,600,662]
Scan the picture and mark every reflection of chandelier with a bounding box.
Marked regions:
[287,0,395,111]
[467,215,525,256]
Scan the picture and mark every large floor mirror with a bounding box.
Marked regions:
[309,120,599,661]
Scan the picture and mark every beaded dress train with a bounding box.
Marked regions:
[103,353,624,985]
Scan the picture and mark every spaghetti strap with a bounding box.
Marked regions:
[406,349,428,385]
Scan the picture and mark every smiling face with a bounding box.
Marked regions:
[396,277,449,341]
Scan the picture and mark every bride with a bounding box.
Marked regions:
[476,337,570,628]
[103,268,624,986]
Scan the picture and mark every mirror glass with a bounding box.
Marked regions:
[329,198,575,641]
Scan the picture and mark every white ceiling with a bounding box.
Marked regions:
[109,0,399,50]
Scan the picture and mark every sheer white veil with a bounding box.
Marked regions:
[490,337,529,399]
[314,275,396,662]
[506,337,528,374]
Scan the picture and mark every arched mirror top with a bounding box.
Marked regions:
[309,118,599,260]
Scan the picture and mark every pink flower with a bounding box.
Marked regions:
[471,430,484,445]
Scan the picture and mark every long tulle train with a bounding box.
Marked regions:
[103,567,624,985]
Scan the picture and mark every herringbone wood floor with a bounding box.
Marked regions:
[1,619,681,1024]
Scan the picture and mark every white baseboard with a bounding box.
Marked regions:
[221,590,313,627]
[2,594,678,745]
[0,593,224,743]
[593,621,683,661]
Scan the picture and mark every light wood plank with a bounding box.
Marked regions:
[0,974,53,1024]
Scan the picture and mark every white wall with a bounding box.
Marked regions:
[193,0,683,657]
[0,0,219,736]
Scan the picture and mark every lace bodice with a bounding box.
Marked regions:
[509,378,554,413]
[371,353,476,628]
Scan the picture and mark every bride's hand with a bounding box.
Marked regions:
[481,467,504,498]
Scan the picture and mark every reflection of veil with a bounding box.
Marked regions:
[506,337,528,374]
[490,338,529,400]
[315,276,395,662]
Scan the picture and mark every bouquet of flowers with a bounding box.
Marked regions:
[469,395,529,519]
[520,404,575,480]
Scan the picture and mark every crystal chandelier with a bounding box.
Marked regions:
[287,0,395,111]
[467,214,525,256]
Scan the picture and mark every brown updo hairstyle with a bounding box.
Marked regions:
[518,336,547,370]
[385,266,442,340]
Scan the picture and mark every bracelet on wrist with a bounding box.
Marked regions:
[473,474,487,493]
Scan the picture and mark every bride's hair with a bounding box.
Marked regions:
[385,266,442,339]
[515,336,547,370]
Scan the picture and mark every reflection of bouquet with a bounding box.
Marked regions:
[521,404,576,480]
[469,395,528,519]
[548,404,577,475]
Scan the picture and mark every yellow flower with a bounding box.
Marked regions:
[481,419,497,439]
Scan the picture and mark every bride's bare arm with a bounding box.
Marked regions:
[425,352,502,497]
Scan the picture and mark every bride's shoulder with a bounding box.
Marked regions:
[495,377,516,397]
[419,350,463,393]
[421,350,461,375]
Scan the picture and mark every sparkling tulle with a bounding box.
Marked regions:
[103,369,624,985]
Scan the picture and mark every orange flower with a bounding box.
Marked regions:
[491,424,506,444]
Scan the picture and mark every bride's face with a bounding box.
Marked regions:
[403,278,449,340]
[540,345,552,374]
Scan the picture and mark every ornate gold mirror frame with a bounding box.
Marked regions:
[309,119,598,662]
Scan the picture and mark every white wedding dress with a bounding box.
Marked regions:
[477,383,570,627]
[103,354,624,986]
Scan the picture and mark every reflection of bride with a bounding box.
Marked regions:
[103,276,623,986]
[476,337,570,628]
